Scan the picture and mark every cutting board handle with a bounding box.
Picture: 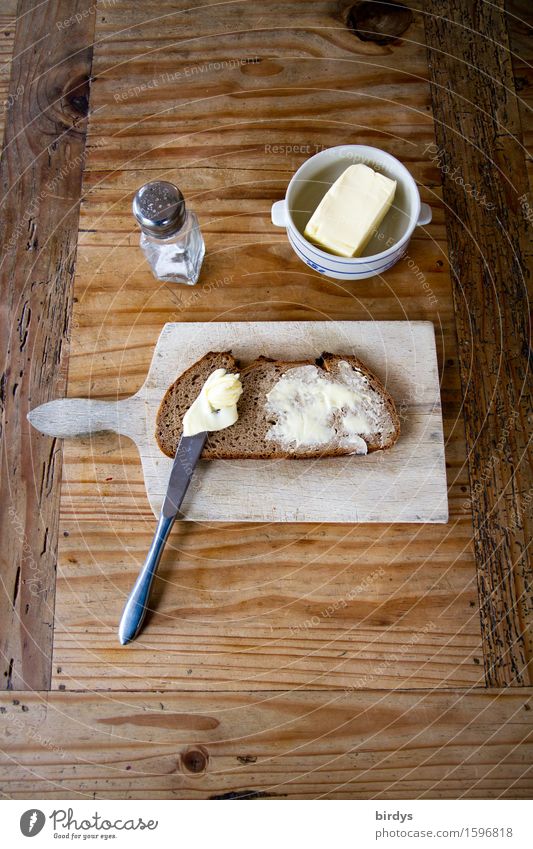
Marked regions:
[27,398,123,438]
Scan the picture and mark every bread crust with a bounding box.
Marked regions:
[155,350,400,459]
[320,352,401,453]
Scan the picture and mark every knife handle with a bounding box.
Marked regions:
[118,512,175,645]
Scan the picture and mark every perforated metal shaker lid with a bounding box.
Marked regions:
[132,181,186,237]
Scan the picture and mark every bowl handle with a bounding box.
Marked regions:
[271,199,287,227]
[417,202,432,226]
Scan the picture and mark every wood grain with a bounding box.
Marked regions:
[30,320,448,523]
[0,1,96,690]
[52,0,481,691]
[1,688,532,799]
[84,0,434,173]
[424,1,533,687]
[1,0,530,802]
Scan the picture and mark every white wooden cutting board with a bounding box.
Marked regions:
[28,321,448,523]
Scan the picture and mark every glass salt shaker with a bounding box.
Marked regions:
[132,181,205,285]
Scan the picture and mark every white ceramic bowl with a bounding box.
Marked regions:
[271,144,431,280]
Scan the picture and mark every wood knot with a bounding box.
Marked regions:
[61,74,91,122]
[181,746,209,774]
[347,1,413,45]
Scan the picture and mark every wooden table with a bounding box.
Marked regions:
[0,0,531,799]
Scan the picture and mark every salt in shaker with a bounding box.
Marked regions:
[133,181,205,285]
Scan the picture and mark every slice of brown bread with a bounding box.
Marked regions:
[155,351,400,459]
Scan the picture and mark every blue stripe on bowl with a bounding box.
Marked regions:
[290,222,409,266]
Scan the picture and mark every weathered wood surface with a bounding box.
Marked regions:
[30,320,448,523]
[52,0,481,690]
[424,0,532,687]
[0,0,531,800]
[507,0,533,187]
[0,0,95,690]
[0,1,17,148]
[1,688,532,799]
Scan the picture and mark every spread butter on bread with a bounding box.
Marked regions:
[155,351,400,459]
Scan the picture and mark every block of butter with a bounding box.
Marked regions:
[304,163,397,258]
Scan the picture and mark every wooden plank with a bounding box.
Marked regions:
[53,329,478,691]
[52,1,481,690]
[51,526,481,691]
[30,320,448,523]
[84,0,434,173]
[1,688,532,799]
[0,1,17,148]
[0,1,96,691]
[424,1,533,686]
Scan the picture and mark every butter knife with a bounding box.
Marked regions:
[118,431,207,645]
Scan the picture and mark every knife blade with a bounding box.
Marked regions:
[118,431,207,645]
